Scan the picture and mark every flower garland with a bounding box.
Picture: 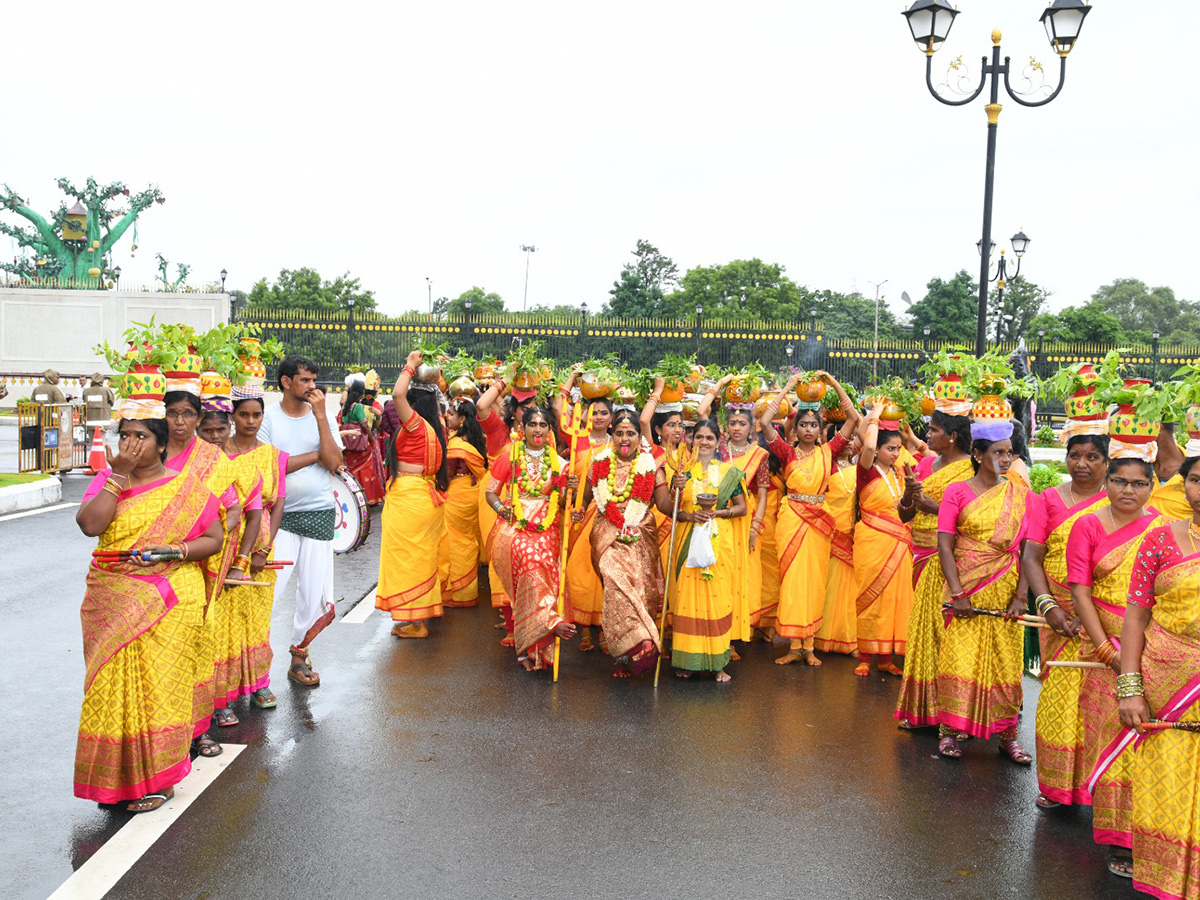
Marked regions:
[591,447,657,543]
[509,440,563,533]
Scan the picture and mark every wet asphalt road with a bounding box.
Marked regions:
[2,477,1137,899]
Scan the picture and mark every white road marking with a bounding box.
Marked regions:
[48,744,245,900]
[0,501,79,522]
[340,583,379,624]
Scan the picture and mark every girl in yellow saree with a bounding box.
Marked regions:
[1070,456,1162,878]
[663,417,746,681]
[854,408,914,676]
[439,399,489,606]
[894,411,973,727]
[936,425,1031,762]
[816,436,858,655]
[759,371,859,666]
[74,415,223,813]
[1117,458,1200,900]
[1021,433,1108,808]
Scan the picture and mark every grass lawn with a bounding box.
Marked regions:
[0,472,52,488]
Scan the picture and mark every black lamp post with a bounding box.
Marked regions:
[1153,330,1161,383]
[809,307,818,333]
[902,0,1090,355]
[980,230,1030,344]
[220,268,227,292]
[463,296,473,344]
[1037,327,1046,379]
[695,302,704,356]
[112,265,122,291]
[785,342,794,371]
[923,325,931,354]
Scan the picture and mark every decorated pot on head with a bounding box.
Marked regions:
[933,371,973,417]
[579,372,615,400]
[448,374,479,400]
[723,375,762,405]
[1108,379,1160,462]
[166,346,204,381]
[755,391,792,423]
[1059,363,1108,444]
[660,378,686,404]
[794,377,827,405]
[681,393,703,425]
[1187,404,1200,441]
[970,391,1014,445]
[473,361,497,384]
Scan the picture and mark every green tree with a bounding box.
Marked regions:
[1028,303,1126,344]
[1090,278,1185,342]
[246,268,377,313]
[665,258,811,321]
[605,239,680,317]
[988,275,1048,343]
[908,270,979,344]
[809,288,901,341]
[445,286,505,317]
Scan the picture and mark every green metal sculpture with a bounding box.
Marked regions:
[0,177,165,286]
[155,252,191,290]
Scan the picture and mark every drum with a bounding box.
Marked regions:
[331,468,370,554]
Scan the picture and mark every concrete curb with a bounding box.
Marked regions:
[0,476,62,515]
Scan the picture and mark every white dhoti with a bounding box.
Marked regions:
[273,528,337,649]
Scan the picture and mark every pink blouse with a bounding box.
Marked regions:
[1025,486,1106,546]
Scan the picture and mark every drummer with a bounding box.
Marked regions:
[258,355,344,689]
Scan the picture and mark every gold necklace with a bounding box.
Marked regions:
[1188,520,1200,552]
[1066,483,1079,507]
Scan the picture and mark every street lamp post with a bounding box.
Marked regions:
[220,268,227,292]
[1152,330,1161,383]
[785,342,795,372]
[980,230,1030,345]
[520,244,537,311]
[695,302,704,357]
[425,277,432,316]
[923,325,931,354]
[902,0,1091,356]
[1036,327,1046,379]
[112,265,122,291]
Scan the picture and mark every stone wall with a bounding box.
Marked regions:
[0,288,229,405]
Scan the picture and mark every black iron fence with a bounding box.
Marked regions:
[239,307,1200,407]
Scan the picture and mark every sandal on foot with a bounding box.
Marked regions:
[878,662,904,676]
[1105,850,1134,879]
[250,688,277,709]
[578,632,595,653]
[287,656,320,687]
[126,787,174,813]
[1036,793,1062,810]
[193,735,222,758]
[854,662,870,677]
[213,708,239,728]
[897,720,931,731]
[998,738,1033,765]
[938,735,962,759]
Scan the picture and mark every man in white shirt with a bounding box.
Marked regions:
[258,355,343,687]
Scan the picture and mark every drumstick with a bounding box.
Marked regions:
[1141,720,1200,733]
[224,578,271,587]
[942,604,1047,625]
[1045,660,1108,669]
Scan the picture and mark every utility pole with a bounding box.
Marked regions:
[868,279,888,380]
[520,245,537,312]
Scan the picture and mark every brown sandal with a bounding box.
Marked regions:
[287,648,320,687]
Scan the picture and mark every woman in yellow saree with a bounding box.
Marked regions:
[486,405,576,671]
[562,395,613,652]
[699,380,771,651]
[376,353,449,638]
[576,410,664,677]
[197,407,264,730]
[439,399,489,606]
[163,388,241,758]
[662,417,746,681]
[894,411,974,728]
[1020,433,1109,807]
[853,407,914,676]
[815,436,858,655]
[1070,456,1162,878]
[224,393,287,711]
[759,371,859,666]
[1117,456,1200,900]
[936,422,1031,762]
[74,414,223,813]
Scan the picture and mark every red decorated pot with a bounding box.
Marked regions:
[972,394,1012,421]
[125,364,166,400]
[200,369,231,397]
[1109,403,1160,444]
[166,346,203,379]
[1187,404,1200,440]
[933,372,970,404]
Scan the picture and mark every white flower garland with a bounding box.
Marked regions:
[593,446,656,540]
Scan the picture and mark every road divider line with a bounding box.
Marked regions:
[48,744,245,900]
[0,501,79,522]
[341,583,379,624]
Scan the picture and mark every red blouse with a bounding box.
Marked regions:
[393,413,443,474]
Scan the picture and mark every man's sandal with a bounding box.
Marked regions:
[250,688,277,709]
[126,787,174,813]
[287,649,320,687]
[193,735,222,758]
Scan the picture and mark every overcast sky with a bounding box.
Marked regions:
[4,1,1196,321]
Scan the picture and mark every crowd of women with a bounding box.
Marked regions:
[73,340,1200,900]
